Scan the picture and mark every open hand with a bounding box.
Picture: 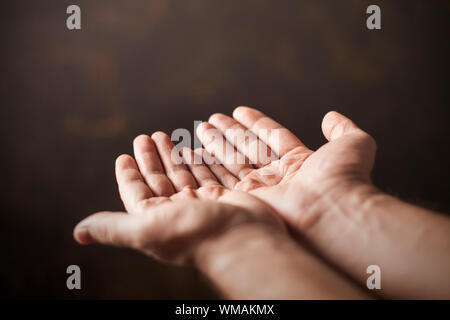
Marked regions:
[73,132,285,266]
[196,107,376,231]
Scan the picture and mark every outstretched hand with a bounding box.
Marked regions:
[198,107,450,299]
[73,106,450,299]
[73,132,285,266]
[197,107,376,231]
[73,129,371,299]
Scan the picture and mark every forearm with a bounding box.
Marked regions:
[195,224,369,299]
[306,182,450,299]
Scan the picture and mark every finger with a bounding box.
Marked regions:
[115,154,153,214]
[74,211,142,247]
[233,106,309,157]
[74,202,189,251]
[321,111,362,141]
[208,113,277,167]
[202,149,239,189]
[196,122,253,179]
[151,132,198,192]
[133,135,175,197]
[181,148,220,187]
[321,111,377,176]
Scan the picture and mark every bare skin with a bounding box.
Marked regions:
[73,107,450,299]
[196,107,450,299]
[74,132,368,299]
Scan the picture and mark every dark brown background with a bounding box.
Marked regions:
[0,0,449,299]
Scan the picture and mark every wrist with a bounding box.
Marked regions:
[194,220,369,299]
[194,223,292,299]
[329,180,383,216]
[292,177,381,232]
[194,223,284,272]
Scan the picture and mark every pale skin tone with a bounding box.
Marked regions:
[74,107,450,299]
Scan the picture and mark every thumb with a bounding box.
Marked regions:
[73,211,143,248]
[321,111,377,178]
[322,111,362,141]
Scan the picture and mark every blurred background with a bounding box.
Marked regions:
[0,0,449,299]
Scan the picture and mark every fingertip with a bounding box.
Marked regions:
[196,122,212,137]
[73,211,133,247]
[133,134,152,148]
[322,110,359,141]
[151,131,170,141]
[73,224,93,244]
[323,110,340,118]
[232,106,249,118]
[116,154,135,169]
[233,106,261,118]
[208,113,226,124]
[115,155,140,188]
[322,110,342,124]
